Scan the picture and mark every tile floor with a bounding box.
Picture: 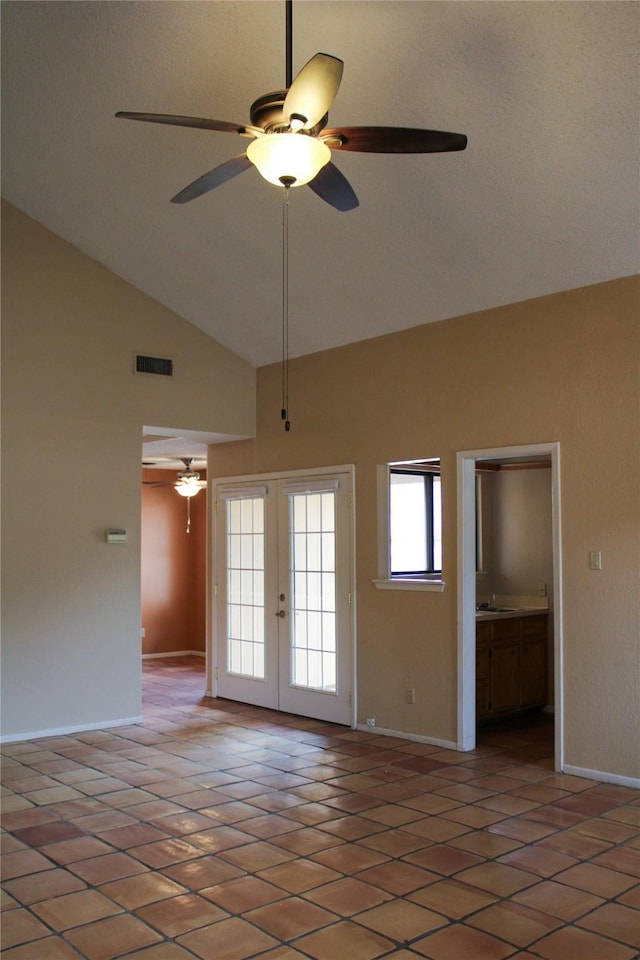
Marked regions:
[1,656,638,959]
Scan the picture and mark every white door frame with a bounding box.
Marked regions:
[209,464,357,727]
[456,442,564,770]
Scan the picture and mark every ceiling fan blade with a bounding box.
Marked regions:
[142,481,173,487]
[283,53,344,130]
[307,161,359,212]
[171,154,252,203]
[323,126,467,153]
[116,111,261,138]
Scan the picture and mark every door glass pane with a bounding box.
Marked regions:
[322,572,336,612]
[226,496,265,679]
[289,491,337,693]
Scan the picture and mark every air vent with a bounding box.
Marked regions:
[135,354,173,377]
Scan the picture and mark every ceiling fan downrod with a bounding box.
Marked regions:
[286,0,293,89]
[281,183,291,432]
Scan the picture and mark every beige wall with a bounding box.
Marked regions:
[213,276,640,781]
[1,201,255,738]
[487,466,553,601]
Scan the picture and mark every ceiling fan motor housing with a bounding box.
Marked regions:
[250,91,327,135]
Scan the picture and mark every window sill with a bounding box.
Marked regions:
[373,578,446,593]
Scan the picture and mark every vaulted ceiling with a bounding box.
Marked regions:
[2,1,638,369]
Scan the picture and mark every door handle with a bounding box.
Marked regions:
[275,610,286,618]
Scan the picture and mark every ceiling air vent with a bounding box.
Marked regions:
[134,354,173,377]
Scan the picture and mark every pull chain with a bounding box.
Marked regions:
[281,184,291,431]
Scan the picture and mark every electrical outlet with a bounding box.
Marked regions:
[406,687,416,705]
[365,717,376,727]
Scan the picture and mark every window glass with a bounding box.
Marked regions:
[389,465,441,575]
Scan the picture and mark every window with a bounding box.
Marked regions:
[389,466,442,576]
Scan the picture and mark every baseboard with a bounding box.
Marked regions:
[142,650,205,659]
[562,763,640,789]
[0,715,144,744]
[355,722,457,750]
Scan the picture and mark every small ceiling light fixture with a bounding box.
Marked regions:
[142,457,206,532]
[174,459,205,532]
[247,132,330,187]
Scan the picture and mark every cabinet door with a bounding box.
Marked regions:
[476,640,491,720]
[522,636,547,707]
[491,640,521,714]
[521,614,547,636]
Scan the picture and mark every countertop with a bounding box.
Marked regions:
[475,608,548,621]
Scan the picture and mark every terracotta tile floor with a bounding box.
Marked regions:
[2,657,638,959]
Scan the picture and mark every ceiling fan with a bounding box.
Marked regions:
[143,458,206,532]
[142,458,207,498]
[116,1,467,212]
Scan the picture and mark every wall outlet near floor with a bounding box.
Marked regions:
[405,687,416,705]
[365,717,376,727]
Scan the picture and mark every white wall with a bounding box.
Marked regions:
[1,201,256,739]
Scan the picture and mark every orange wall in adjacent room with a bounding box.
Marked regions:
[141,469,206,656]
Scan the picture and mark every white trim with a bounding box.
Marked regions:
[355,723,456,750]
[562,765,640,789]
[551,443,564,771]
[217,484,268,500]
[376,463,390,578]
[142,650,205,659]
[214,464,354,486]
[373,578,445,592]
[1,716,144,744]
[456,442,564,770]
[281,478,340,495]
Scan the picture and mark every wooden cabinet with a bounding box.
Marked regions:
[476,614,547,722]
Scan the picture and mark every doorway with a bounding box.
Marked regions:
[456,443,563,770]
[141,427,213,707]
[213,467,355,726]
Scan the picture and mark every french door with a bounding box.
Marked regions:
[214,470,354,725]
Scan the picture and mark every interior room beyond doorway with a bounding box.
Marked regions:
[457,443,562,770]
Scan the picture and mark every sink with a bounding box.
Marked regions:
[476,605,519,613]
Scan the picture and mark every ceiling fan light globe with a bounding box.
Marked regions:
[175,479,202,498]
[247,133,330,187]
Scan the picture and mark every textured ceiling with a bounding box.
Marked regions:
[2,0,638,371]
